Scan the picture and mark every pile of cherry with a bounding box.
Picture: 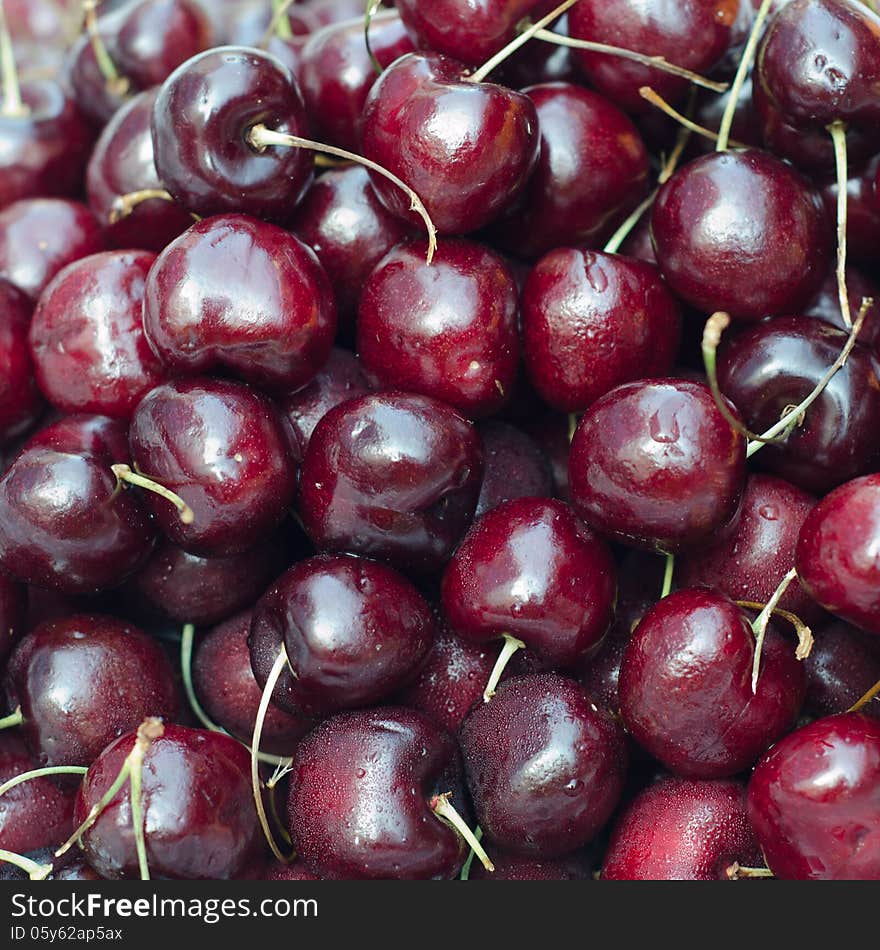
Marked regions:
[0,0,879,883]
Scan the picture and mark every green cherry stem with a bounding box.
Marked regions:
[0,707,23,731]
[0,849,52,880]
[431,793,494,873]
[749,568,799,693]
[660,551,675,599]
[483,633,526,703]
[0,765,88,798]
[0,0,27,117]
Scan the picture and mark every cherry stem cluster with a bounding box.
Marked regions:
[431,793,494,873]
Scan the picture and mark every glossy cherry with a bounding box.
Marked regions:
[0,280,41,448]
[287,0,369,35]
[747,713,880,879]
[0,573,24,666]
[468,850,592,881]
[802,265,880,346]
[619,588,806,778]
[805,621,880,720]
[474,420,553,519]
[358,238,519,418]
[143,213,336,393]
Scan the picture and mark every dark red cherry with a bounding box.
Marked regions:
[76,724,263,880]
[128,377,298,557]
[691,78,764,155]
[298,10,414,151]
[152,46,312,222]
[289,166,413,327]
[619,588,806,779]
[86,88,194,253]
[298,391,483,573]
[287,0,369,34]
[0,281,41,448]
[30,250,168,420]
[522,250,682,413]
[361,52,539,234]
[474,420,553,518]
[460,673,627,857]
[248,554,435,717]
[193,609,310,756]
[603,776,762,881]
[796,473,880,635]
[748,713,880,879]
[569,379,747,552]
[287,706,469,879]
[802,265,880,345]
[652,150,830,322]
[568,0,739,113]
[0,199,104,302]
[489,84,649,259]
[357,239,519,418]
[717,316,880,494]
[143,213,336,393]
[820,156,880,265]
[442,498,616,669]
[678,474,822,626]
[4,614,179,768]
[468,850,591,881]
[261,861,320,881]
[0,415,155,594]
[805,621,880,720]
[0,573,25,666]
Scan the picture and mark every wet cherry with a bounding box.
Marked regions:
[0,280,41,448]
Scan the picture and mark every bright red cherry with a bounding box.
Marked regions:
[0,280,41,448]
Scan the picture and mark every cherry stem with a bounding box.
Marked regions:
[746,297,872,457]
[468,0,580,84]
[272,0,293,40]
[639,87,747,150]
[431,793,494,873]
[459,825,483,881]
[0,849,52,880]
[247,123,438,265]
[726,862,774,880]
[364,0,384,75]
[749,568,799,693]
[109,188,180,225]
[738,599,813,662]
[128,726,151,881]
[848,677,880,714]
[111,463,195,525]
[81,0,129,96]
[527,28,729,93]
[716,0,774,152]
[250,648,295,865]
[0,0,26,117]
[567,413,578,443]
[828,119,852,329]
[0,706,23,731]
[483,633,525,703]
[0,765,88,798]
[660,551,675,599]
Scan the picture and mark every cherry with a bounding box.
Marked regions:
[30,250,168,420]
[3,614,179,767]
[467,850,592,881]
[602,776,762,880]
[360,52,539,234]
[474,420,553,518]
[298,391,483,573]
[460,673,627,858]
[619,588,805,779]
[192,609,310,755]
[85,88,194,253]
[716,316,880,494]
[0,573,24,666]
[287,0,370,35]
[286,706,469,879]
[796,473,880,635]
[152,46,312,222]
[0,414,155,594]
[569,379,747,552]
[805,620,880,721]
[820,156,880,266]
[261,862,320,881]
[521,250,682,412]
[75,724,263,880]
[142,213,336,393]
[489,83,650,259]
[802,265,880,345]
[0,280,41,448]
[747,712,880,879]
[357,238,520,418]
[248,554,435,717]
[678,473,823,626]
[651,150,830,321]
[0,198,104,301]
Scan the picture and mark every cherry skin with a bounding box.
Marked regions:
[467,851,592,881]
[143,213,336,393]
[287,0,370,35]
[286,706,469,880]
[805,621,880,721]
[128,377,298,557]
[248,554,435,717]
[569,379,747,552]
[4,614,180,768]
[261,862,320,882]
[193,609,311,756]
[30,250,168,420]
[602,776,762,881]
[716,316,880,494]
[75,725,263,880]
[0,281,41,449]
[820,157,880,266]
[0,573,25,666]
[521,250,682,413]
[474,420,553,519]
[802,265,880,346]
[298,391,483,574]
[442,498,616,670]
[796,473,880,635]
[460,673,627,858]
[0,199,104,302]
[361,52,539,234]
[652,150,830,322]
[0,414,155,594]
[619,588,806,779]
[357,238,520,418]
[152,46,312,222]
[747,713,880,880]
[86,88,194,253]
